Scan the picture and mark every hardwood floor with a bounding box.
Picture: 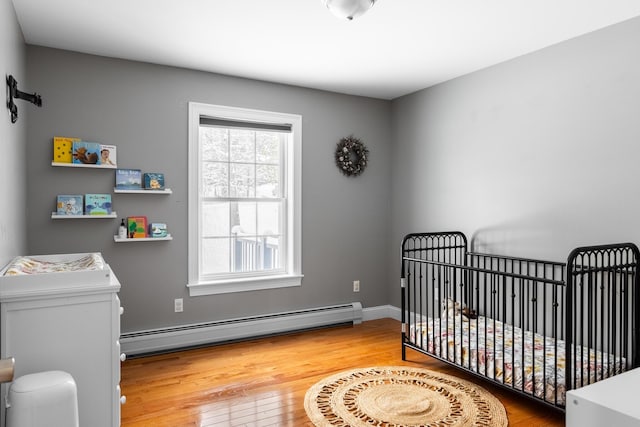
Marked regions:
[120,318,565,426]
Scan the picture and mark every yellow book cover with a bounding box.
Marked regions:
[53,136,80,163]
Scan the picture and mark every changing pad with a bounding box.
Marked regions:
[2,253,105,276]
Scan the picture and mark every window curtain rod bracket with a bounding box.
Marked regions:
[6,74,42,123]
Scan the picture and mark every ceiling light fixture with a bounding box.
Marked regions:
[321,0,377,21]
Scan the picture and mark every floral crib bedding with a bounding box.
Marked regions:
[409,315,626,406]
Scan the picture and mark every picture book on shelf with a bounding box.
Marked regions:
[115,169,142,189]
[127,216,148,238]
[149,223,168,238]
[56,195,83,215]
[53,136,80,163]
[144,172,165,190]
[72,141,100,165]
[85,194,112,215]
[99,144,117,166]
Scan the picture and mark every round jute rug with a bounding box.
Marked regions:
[304,366,508,427]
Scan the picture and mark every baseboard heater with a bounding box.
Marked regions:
[120,302,363,356]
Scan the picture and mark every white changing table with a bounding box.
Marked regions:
[0,253,124,427]
[566,368,640,427]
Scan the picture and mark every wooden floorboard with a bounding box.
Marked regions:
[121,318,565,426]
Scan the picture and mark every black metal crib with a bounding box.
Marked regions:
[401,231,640,410]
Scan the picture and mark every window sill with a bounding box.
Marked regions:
[187,274,304,296]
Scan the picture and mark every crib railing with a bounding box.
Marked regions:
[466,252,567,339]
[566,243,640,390]
[401,231,640,409]
[401,232,468,371]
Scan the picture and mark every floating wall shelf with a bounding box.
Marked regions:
[52,162,117,169]
[52,213,118,219]
[113,188,172,194]
[113,235,172,243]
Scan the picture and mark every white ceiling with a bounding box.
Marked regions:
[11,0,640,100]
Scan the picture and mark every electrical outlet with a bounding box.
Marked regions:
[353,280,360,292]
[174,298,183,313]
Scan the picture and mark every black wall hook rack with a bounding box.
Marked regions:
[6,75,42,123]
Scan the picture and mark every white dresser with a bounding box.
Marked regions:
[566,368,640,427]
[0,253,124,427]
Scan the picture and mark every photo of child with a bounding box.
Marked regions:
[101,148,115,165]
[99,144,117,166]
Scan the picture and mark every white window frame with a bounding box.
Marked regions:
[187,102,302,296]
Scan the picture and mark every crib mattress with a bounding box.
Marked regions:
[409,316,626,406]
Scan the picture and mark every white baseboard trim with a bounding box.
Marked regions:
[121,302,364,356]
[363,304,401,321]
[120,303,401,357]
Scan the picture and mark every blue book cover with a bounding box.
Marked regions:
[72,141,100,165]
[56,195,83,215]
[115,169,142,189]
[85,193,112,215]
[149,223,168,237]
[144,172,165,190]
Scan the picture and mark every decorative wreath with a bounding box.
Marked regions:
[335,136,369,177]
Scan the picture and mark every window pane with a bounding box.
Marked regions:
[231,236,281,272]
[232,236,258,272]
[202,162,229,197]
[230,130,255,163]
[202,202,229,237]
[256,132,280,164]
[256,165,280,198]
[257,202,280,235]
[230,163,255,198]
[202,238,230,275]
[200,127,228,161]
[261,236,281,270]
[231,202,257,236]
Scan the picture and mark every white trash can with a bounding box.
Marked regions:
[6,371,79,427]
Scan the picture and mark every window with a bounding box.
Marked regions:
[188,103,302,296]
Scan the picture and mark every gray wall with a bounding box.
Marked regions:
[0,1,27,267]
[25,47,391,333]
[389,16,640,306]
[19,14,640,330]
